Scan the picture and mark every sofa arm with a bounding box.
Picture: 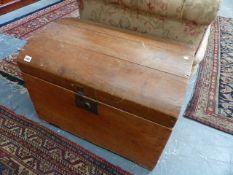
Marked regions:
[182,0,220,24]
[103,0,220,25]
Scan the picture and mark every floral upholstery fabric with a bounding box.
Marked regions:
[80,0,207,47]
[103,0,220,25]
[182,0,220,25]
[104,0,184,20]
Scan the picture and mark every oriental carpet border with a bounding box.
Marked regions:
[185,17,233,135]
[0,105,131,175]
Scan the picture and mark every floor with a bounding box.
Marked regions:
[0,1,233,175]
[0,0,62,27]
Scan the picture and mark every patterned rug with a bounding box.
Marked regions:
[0,105,131,175]
[0,0,80,85]
[185,17,233,135]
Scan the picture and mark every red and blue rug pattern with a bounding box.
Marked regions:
[0,105,131,175]
[185,17,233,135]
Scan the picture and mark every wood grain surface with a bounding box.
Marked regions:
[23,72,172,169]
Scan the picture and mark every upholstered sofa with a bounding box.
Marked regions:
[79,0,219,49]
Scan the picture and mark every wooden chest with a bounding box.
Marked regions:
[17,18,195,169]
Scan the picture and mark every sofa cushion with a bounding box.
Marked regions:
[104,0,184,19]
[103,0,220,25]
[80,0,207,48]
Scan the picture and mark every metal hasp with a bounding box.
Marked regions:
[75,87,98,114]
